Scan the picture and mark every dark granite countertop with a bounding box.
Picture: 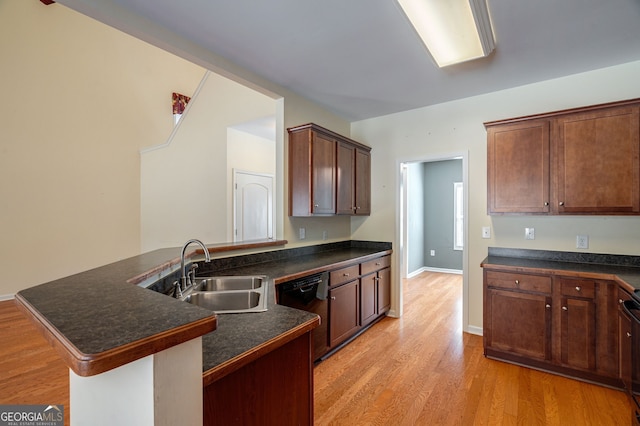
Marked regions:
[481,247,640,293]
[15,240,391,380]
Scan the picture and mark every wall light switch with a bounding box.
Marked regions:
[299,227,306,239]
[482,226,491,239]
[430,250,435,256]
[576,235,589,249]
[525,228,535,240]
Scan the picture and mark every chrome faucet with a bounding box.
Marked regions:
[179,239,211,295]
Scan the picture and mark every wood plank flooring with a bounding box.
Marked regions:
[0,300,69,424]
[0,272,631,425]
[314,272,631,425]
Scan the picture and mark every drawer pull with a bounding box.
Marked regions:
[515,280,519,285]
[545,304,551,309]
[330,296,336,300]
[619,298,624,304]
[627,332,632,338]
[562,306,568,311]
[343,273,350,277]
[575,286,581,292]
[375,262,381,266]
[559,201,565,206]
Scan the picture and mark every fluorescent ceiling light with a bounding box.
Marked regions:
[397,0,495,67]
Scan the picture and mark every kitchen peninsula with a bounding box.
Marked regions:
[15,239,391,425]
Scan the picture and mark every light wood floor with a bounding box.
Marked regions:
[314,272,631,425]
[0,272,631,425]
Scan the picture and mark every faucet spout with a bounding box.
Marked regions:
[179,239,211,294]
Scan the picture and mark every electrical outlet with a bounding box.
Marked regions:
[322,230,328,240]
[430,250,435,256]
[576,235,589,249]
[482,226,491,239]
[525,228,535,240]
[299,227,306,239]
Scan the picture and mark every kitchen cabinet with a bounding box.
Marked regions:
[485,99,640,215]
[288,123,371,216]
[483,268,622,387]
[486,120,550,214]
[360,256,391,327]
[557,278,596,371]
[203,331,314,425]
[484,271,552,361]
[327,254,391,351]
[618,287,633,393]
[554,105,640,214]
[329,279,360,348]
[289,126,336,216]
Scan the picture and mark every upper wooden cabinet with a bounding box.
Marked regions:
[487,120,550,214]
[288,123,371,217]
[485,99,640,215]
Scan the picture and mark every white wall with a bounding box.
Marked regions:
[351,60,640,331]
[0,1,204,296]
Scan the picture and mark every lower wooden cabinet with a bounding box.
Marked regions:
[484,269,621,387]
[329,279,360,347]
[485,287,551,361]
[328,255,392,351]
[203,331,314,425]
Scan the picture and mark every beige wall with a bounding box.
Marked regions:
[139,72,276,251]
[351,60,640,331]
[0,1,204,296]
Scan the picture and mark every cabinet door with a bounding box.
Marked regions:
[619,307,633,393]
[560,297,596,371]
[355,148,371,215]
[329,280,360,348]
[554,106,640,214]
[485,288,552,361]
[377,267,391,314]
[487,120,550,214]
[336,141,355,214]
[311,132,336,214]
[361,272,377,327]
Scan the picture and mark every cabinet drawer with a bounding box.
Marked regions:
[560,279,595,299]
[618,286,632,306]
[485,271,551,294]
[361,255,391,276]
[330,264,359,287]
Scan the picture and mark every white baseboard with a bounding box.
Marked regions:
[466,325,483,336]
[0,294,15,302]
[408,266,463,278]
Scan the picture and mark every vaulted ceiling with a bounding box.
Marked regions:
[57,0,640,121]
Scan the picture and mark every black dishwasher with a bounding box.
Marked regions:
[277,272,329,361]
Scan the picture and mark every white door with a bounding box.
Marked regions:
[233,170,274,241]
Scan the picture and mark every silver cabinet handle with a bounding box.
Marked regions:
[562,306,568,311]
[545,304,551,309]
[515,280,519,285]
[330,296,336,300]
[627,332,632,338]
[375,262,381,266]
[544,202,549,206]
[575,286,581,292]
[559,201,565,206]
[343,273,350,277]
[619,298,624,304]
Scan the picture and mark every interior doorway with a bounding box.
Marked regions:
[397,152,469,331]
[233,170,274,241]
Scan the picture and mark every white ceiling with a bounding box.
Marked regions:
[57,0,640,121]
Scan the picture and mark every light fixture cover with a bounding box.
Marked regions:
[397,0,495,67]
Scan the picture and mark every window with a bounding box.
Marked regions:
[454,182,464,250]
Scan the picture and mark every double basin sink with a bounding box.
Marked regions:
[183,275,269,314]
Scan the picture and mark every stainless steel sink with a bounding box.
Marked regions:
[193,276,264,291]
[185,291,262,312]
[182,275,268,314]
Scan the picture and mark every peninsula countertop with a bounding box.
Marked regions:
[14,240,391,381]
